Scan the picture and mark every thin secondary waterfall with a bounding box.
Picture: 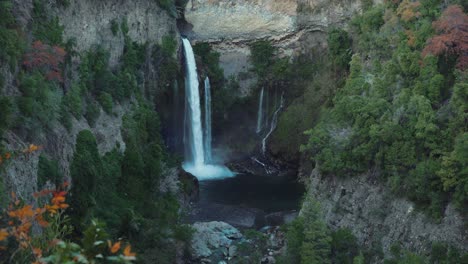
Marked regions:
[182,38,234,180]
[204,77,212,163]
[262,92,284,155]
[182,38,204,167]
[256,87,264,134]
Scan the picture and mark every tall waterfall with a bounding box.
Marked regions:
[204,77,212,163]
[182,38,205,167]
[256,87,264,134]
[262,92,284,155]
[182,38,234,180]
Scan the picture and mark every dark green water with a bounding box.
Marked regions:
[198,172,305,213]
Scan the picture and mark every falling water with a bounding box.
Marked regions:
[256,87,264,134]
[182,38,234,180]
[182,38,204,167]
[204,77,212,163]
[262,92,284,155]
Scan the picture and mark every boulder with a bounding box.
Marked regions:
[191,221,243,261]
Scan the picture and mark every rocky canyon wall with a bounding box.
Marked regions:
[303,167,467,260]
[4,0,178,202]
[183,0,376,95]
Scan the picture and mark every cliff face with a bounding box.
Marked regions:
[55,0,177,66]
[303,167,467,260]
[4,0,178,202]
[183,0,375,94]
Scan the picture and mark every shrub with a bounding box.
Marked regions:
[32,0,64,45]
[37,155,62,189]
[98,92,113,114]
[111,19,119,36]
[85,99,101,127]
[23,41,66,82]
[0,0,25,68]
[120,18,129,35]
[331,228,359,264]
[62,84,83,118]
[69,130,103,233]
[0,96,13,135]
[328,28,352,70]
[161,35,177,57]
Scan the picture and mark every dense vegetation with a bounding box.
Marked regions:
[301,1,467,220]
[0,1,190,263]
[250,1,468,263]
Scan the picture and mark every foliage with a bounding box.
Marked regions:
[69,130,103,234]
[156,0,176,16]
[32,0,64,45]
[283,197,331,264]
[302,3,468,218]
[99,92,113,114]
[331,228,359,264]
[193,42,224,88]
[22,41,66,82]
[161,35,177,57]
[37,155,63,189]
[250,40,276,78]
[0,96,13,138]
[18,72,62,134]
[85,99,101,127]
[0,182,136,263]
[62,84,83,118]
[111,19,119,36]
[422,5,468,70]
[0,0,25,68]
[328,28,352,70]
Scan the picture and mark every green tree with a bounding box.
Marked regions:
[69,130,103,233]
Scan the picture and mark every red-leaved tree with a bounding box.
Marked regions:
[22,41,66,82]
[422,5,468,70]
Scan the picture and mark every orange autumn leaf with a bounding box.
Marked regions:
[8,205,34,219]
[51,195,65,205]
[110,241,121,253]
[0,229,8,241]
[4,152,11,159]
[123,245,136,257]
[32,247,42,258]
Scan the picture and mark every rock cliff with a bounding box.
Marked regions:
[183,0,377,93]
[303,167,467,260]
[4,0,178,201]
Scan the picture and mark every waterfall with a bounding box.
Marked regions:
[182,38,234,180]
[204,77,212,163]
[262,92,284,155]
[182,38,204,167]
[256,87,264,134]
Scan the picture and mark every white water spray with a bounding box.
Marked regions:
[204,77,212,163]
[262,92,284,155]
[182,38,234,180]
[256,87,264,134]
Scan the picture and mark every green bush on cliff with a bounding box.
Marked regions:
[328,28,352,70]
[282,197,331,264]
[302,3,468,219]
[0,0,25,68]
[37,155,63,189]
[69,130,103,234]
[32,0,64,45]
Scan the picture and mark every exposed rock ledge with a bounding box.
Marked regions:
[184,0,374,43]
[183,0,381,95]
[304,167,467,260]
